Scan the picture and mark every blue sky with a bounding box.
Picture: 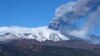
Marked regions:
[0,0,99,36]
[0,0,73,27]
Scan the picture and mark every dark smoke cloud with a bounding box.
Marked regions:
[49,0,100,38]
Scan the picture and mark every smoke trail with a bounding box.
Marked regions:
[49,0,100,29]
[70,6,100,39]
[81,6,100,36]
[49,0,100,37]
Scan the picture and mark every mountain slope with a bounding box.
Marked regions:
[0,26,100,44]
[0,26,68,41]
[0,40,100,56]
[0,26,100,56]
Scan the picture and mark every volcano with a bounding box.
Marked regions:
[0,0,100,56]
[0,26,100,56]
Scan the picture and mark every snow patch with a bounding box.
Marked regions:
[0,26,69,41]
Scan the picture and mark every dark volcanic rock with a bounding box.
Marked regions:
[0,39,100,56]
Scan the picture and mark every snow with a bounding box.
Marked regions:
[0,26,69,41]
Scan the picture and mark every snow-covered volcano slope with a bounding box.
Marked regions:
[0,26,100,44]
[0,26,69,41]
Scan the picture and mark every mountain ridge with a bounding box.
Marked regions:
[0,26,100,45]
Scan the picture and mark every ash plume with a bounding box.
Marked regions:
[81,6,100,36]
[49,0,100,39]
[70,6,100,39]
